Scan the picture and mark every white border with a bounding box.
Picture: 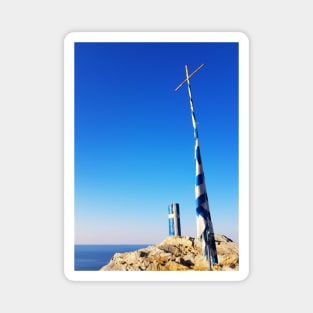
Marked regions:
[64,32,249,282]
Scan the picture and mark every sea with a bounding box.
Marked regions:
[75,244,151,271]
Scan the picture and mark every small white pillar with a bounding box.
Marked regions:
[168,203,181,236]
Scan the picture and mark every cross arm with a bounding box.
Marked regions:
[174,63,205,92]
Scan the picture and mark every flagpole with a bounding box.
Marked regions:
[175,64,218,270]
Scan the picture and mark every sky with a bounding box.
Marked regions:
[74,41,239,244]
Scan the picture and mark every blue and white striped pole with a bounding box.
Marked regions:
[175,64,218,269]
[168,203,181,236]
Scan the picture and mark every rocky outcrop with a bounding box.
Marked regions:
[99,234,238,271]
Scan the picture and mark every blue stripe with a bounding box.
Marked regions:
[196,205,208,219]
[196,193,208,204]
[208,233,218,265]
[168,218,175,236]
[195,146,202,163]
[196,173,204,185]
[168,205,174,214]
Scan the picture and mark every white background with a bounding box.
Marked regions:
[0,1,312,311]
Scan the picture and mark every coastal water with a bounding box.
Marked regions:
[75,244,150,271]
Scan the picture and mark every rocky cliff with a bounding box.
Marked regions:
[100,234,238,271]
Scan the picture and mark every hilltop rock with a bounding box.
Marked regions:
[99,234,238,271]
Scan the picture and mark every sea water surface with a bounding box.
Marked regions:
[75,244,151,271]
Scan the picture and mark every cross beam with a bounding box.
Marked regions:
[174,64,205,92]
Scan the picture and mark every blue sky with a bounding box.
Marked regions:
[74,41,239,244]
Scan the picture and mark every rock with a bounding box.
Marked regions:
[99,234,239,271]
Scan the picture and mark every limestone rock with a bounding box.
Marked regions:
[99,234,239,271]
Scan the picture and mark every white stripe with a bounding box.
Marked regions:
[188,85,192,99]
[195,183,206,198]
[196,161,203,175]
[196,215,206,238]
[191,114,197,129]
